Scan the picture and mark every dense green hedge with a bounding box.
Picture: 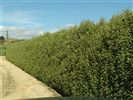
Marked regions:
[6,10,133,99]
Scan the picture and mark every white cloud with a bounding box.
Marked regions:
[0,23,76,39]
[0,25,44,39]
[49,29,60,33]
[0,25,18,31]
[2,10,40,25]
[49,24,75,33]
[2,10,41,27]
[64,24,75,28]
[1,10,46,39]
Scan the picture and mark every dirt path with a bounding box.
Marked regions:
[0,56,61,100]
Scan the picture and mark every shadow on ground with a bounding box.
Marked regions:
[20,96,113,100]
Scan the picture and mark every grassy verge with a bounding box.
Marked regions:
[0,45,6,56]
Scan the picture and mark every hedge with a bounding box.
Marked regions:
[6,9,133,100]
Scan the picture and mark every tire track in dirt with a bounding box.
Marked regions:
[2,67,15,97]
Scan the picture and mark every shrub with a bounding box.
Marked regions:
[6,10,133,99]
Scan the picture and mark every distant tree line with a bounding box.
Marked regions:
[0,36,5,44]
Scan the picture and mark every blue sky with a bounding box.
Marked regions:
[0,0,133,39]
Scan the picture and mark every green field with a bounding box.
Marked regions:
[0,46,6,56]
[6,10,133,100]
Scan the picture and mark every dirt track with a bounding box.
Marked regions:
[0,56,61,100]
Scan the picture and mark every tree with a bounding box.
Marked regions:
[0,36,5,44]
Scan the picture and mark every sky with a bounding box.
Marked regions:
[0,0,133,39]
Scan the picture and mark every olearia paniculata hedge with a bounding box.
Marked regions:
[6,10,133,100]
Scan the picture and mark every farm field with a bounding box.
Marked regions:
[5,10,133,100]
[0,46,6,56]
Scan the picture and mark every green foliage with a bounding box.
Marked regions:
[6,10,133,100]
[0,46,6,56]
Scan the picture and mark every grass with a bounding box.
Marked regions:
[0,45,6,56]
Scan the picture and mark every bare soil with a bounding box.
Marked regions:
[0,56,61,100]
